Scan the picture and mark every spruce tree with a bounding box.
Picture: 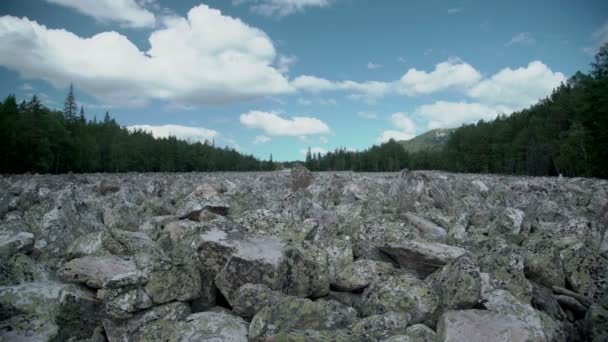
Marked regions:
[63,83,78,121]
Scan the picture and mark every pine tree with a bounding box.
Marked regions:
[79,105,85,122]
[63,83,78,122]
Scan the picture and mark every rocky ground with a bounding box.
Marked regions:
[0,166,607,341]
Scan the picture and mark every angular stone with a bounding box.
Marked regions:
[249,296,357,340]
[361,273,437,323]
[437,310,543,342]
[60,256,140,289]
[404,212,447,241]
[349,312,410,341]
[333,259,395,292]
[380,241,467,278]
[232,283,282,319]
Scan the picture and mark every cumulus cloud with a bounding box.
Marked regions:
[128,124,218,142]
[294,58,482,100]
[0,5,292,106]
[415,101,510,129]
[253,135,271,144]
[300,147,328,155]
[467,61,565,108]
[505,32,535,46]
[45,0,156,28]
[277,54,298,73]
[236,0,337,17]
[377,112,417,143]
[447,7,463,14]
[240,110,330,136]
[396,58,482,95]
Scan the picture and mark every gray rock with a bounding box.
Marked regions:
[332,259,395,292]
[380,241,467,278]
[361,273,437,323]
[437,309,544,342]
[404,324,436,342]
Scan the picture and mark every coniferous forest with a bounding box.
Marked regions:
[305,43,608,179]
[1,43,607,178]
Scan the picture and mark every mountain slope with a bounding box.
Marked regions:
[399,128,455,153]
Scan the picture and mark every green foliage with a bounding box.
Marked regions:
[0,91,276,174]
[307,42,608,178]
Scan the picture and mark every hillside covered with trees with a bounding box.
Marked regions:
[308,43,608,179]
[0,86,274,174]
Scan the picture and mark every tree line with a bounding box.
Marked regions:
[0,85,274,174]
[306,42,608,179]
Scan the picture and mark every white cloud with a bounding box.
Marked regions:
[505,32,535,46]
[377,112,417,143]
[277,54,298,73]
[358,111,377,119]
[0,5,293,106]
[367,61,382,70]
[397,56,407,63]
[377,130,415,143]
[319,136,328,144]
[415,101,509,129]
[300,147,328,155]
[236,0,337,17]
[19,83,33,91]
[292,75,391,102]
[128,124,218,142]
[45,0,156,28]
[447,7,463,14]
[298,98,312,105]
[396,58,482,95]
[240,110,330,136]
[253,135,271,144]
[467,61,565,108]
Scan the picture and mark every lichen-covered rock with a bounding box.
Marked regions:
[0,282,103,340]
[380,241,467,278]
[103,301,190,342]
[404,212,447,241]
[349,312,410,341]
[560,242,608,302]
[481,289,551,341]
[426,254,482,326]
[134,311,248,342]
[361,273,437,323]
[470,237,532,303]
[404,324,436,342]
[437,309,544,342]
[332,259,395,292]
[60,255,141,289]
[585,304,608,342]
[232,283,282,319]
[248,296,357,340]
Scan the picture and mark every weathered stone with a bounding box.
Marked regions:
[60,256,141,289]
[349,312,410,341]
[380,241,467,278]
[361,273,437,323]
[585,304,608,342]
[249,296,357,340]
[0,282,103,340]
[437,309,543,342]
[232,283,282,319]
[404,324,436,342]
[404,212,447,241]
[426,254,482,326]
[560,242,608,302]
[332,259,395,292]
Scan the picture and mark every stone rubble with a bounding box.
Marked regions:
[0,168,606,341]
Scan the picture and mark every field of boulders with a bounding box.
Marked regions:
[0,166,607,341]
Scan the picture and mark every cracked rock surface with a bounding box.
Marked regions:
[0,168,606,341]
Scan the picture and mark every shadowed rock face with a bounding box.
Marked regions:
[0,169,606,341]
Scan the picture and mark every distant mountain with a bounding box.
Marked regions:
[399,128,455,153]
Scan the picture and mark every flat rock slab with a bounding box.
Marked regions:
[437,310,544,342]
[60,255,140,289]
[380,241,468,277]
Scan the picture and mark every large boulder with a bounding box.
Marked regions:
[560,242,608,302]
[332,259,395,292]
[404,212,447,241]
[380,241,467,278]
[437,309,544,342]
[425,254,482,326]
[361,273,437,323]
[0,281,103,340]
[249,296,358,340]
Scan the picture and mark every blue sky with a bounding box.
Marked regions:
[0,0,607,160]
